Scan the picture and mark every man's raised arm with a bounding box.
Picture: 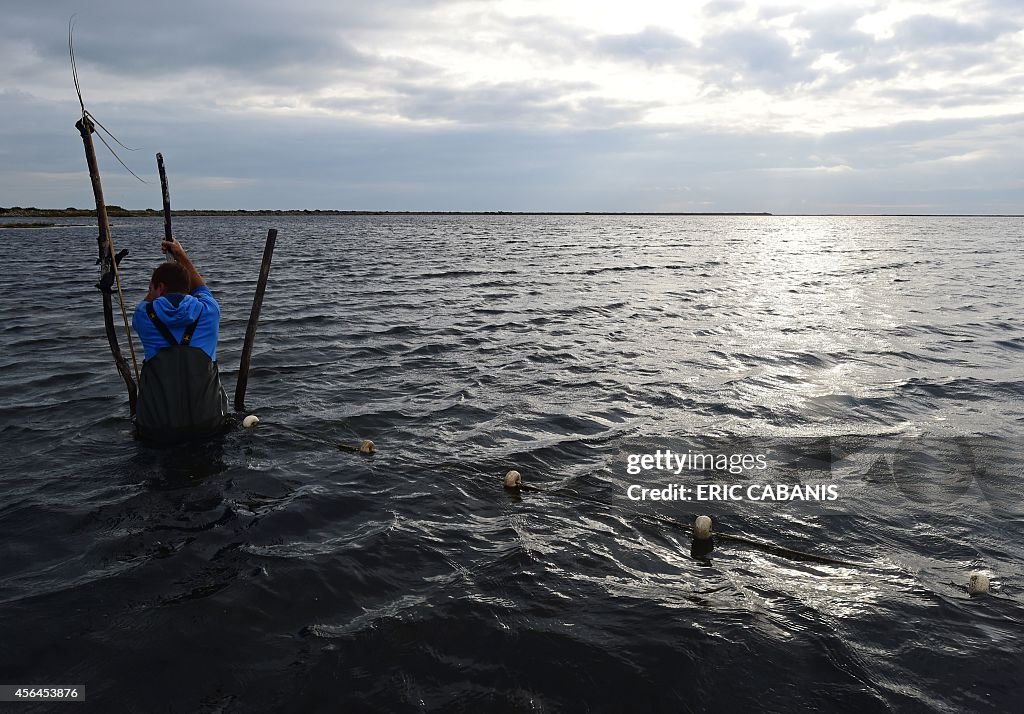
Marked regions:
[162,237,206,289]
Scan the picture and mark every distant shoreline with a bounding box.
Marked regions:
[0,221,58,229]
[2,208,1021,218]
[2,207,773,218]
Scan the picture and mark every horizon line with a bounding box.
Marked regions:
[3,208,1024,218]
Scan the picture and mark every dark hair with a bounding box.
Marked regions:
[151,262,190,294]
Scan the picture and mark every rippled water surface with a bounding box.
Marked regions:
[1,215,1022,712]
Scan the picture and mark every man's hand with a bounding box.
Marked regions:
[161,237,206,289]
[162,237,185,260]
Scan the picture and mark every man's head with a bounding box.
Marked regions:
[147,262,190,300]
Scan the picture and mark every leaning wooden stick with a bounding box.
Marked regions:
[76,116,139,414]
[156,153,174,259]
[234,228,277,411]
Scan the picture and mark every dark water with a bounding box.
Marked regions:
[1,215,1022,713]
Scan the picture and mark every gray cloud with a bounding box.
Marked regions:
[878,79,1024,109]
[469,13,592,61]
[757,4,806,20]
[980,0,1024,18]
[8,0,450,93]
[890,14,1010,49]
[785,5,1023,102]
[703,0,746,16]
[594,27,695,66]
[797,7,876,56]
[700,26,817,90]
[591,23,819,92]
[313,78,656,128]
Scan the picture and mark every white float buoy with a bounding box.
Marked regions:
[504,470,522,489]
[968,573,990,596]
[359,439,376,455]
[694,515,713,541]
[242,415,260,428]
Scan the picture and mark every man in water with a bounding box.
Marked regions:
[132,238,227,442]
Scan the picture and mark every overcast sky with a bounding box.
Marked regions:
[2,0,1022,213]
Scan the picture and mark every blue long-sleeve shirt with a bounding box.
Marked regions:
[132,285,220,362]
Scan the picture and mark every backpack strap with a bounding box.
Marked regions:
[145,302,179,346]
[180,305,204,346]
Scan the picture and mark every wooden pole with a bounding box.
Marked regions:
[76,116,138,415]
[156,153,173,256]
[234,228,277,412]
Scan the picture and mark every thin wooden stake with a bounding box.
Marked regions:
[234,229,277,412]
[156,153,174,259]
